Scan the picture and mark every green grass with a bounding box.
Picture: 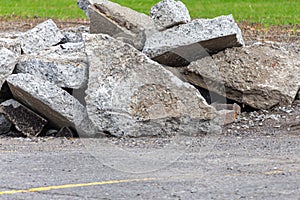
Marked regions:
[0,0,299,26]
[0,0,86,19]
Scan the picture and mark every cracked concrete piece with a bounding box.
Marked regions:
[0,99,47,137]
[84,33,217,137]
[150,0,191,30]
[184,43,300,109]
[79,0,156,50]
[19,19,64,54]
[0,48,17,90]
[6,73,98,137]
[16,43,88,89]
[143,15,244,66]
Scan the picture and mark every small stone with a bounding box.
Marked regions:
[56,127,74,138]
[45,129,58,137]
[0,99,47,137]
[216,110,237,126]
[150,0,191,30]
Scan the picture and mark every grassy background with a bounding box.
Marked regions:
[0,0,299,26]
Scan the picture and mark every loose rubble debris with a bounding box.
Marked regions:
[150,0,191,30]
[226,100,300,136]
[0,99,47,136]
[56,127,75,138]
[0,0,298,138]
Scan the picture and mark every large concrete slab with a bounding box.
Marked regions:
[183,43,300,109]
[84,33,218,137]
[143,15,244,66]
[6,73,98,137]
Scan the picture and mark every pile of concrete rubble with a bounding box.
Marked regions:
[0,0,299,138]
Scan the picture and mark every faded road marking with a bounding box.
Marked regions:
[0,177,156,195]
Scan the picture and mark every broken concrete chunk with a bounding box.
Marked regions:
[150,0,191,30]
[184,43,300,109]
[143,14,245,66]
[19,19,64,54]
[84,0,156,50]
[0,99,47,136]
[212,103,241,126]
[84,33,218,137]
[0,114,12,135]
[88,5,144,50]
[6,73,98,137]
[16,47,88,89]
[0,48,17,89]
[216,110,237,126]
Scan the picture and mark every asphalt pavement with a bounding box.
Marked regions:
[0,133,299,199]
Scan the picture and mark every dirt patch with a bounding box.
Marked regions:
[0,18,89,32]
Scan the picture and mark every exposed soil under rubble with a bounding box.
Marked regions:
[0,18,299,142]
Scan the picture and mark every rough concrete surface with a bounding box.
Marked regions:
[6,73,98,137]
[184,42,300,109]
[84,33,217,137]
[143,14,244,66]
[16,44,88,89]
[19,19,64,54]
[0,47,17,89]
[150,0,191,30]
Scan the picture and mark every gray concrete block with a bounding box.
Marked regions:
[143,15,245,66]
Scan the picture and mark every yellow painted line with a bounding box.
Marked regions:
[0,177,156,195]
[265,170,285,175]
